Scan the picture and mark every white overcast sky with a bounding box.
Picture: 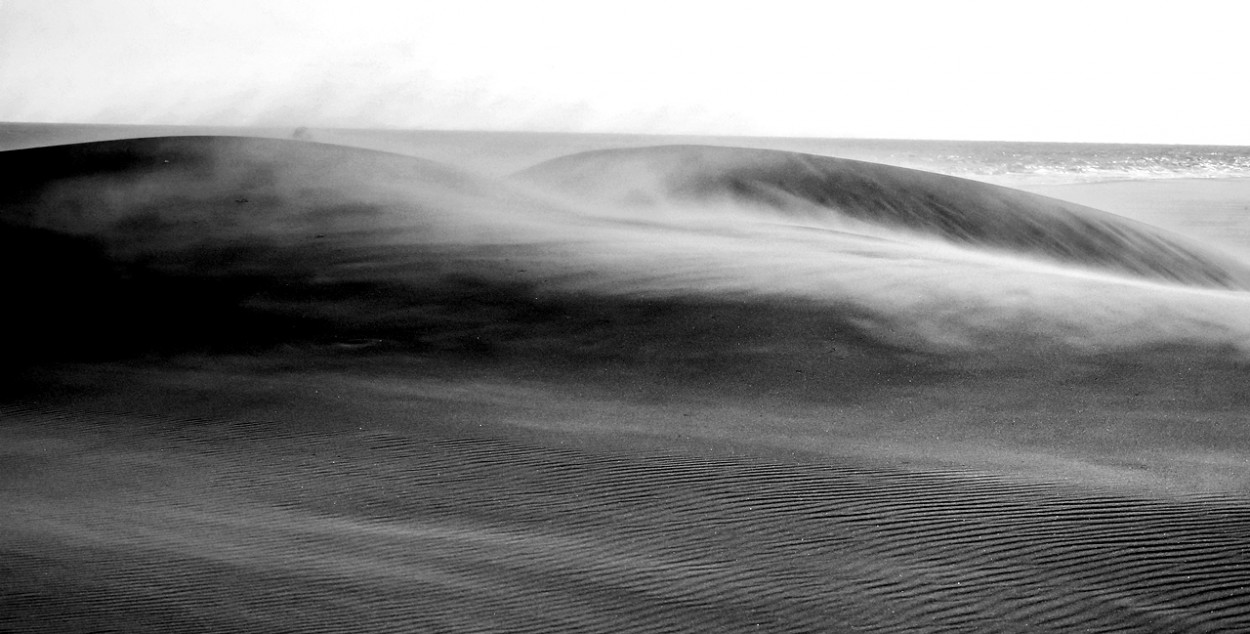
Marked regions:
[1,0,1247,144]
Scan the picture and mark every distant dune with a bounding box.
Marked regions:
[519,145,1250,290]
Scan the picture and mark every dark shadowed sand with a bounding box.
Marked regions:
[3,128,1250,633]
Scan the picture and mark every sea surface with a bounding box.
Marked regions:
[3,124,1250,633]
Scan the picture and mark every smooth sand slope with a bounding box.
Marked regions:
[3,134,1250,633]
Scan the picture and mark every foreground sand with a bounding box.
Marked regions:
[3,130,1250,632]
[5,358,1250,633]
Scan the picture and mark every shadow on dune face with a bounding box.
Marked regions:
[0,221,904,386]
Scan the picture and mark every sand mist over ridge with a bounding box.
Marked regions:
[3,136,1250,365]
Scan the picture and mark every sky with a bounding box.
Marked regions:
[1,0,1247,144]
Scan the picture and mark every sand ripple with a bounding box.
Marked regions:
[4,408,1248,633]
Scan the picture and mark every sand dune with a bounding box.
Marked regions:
[519,145,1250,290]
[4,132,1250,633]
[6,136,1250,365]
[0,136,581,364]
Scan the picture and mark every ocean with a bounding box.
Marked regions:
[3,124,1250,633]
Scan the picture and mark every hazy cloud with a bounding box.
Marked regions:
[2,0,1248,142]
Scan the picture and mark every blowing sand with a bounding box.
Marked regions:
[3,129,1250,633]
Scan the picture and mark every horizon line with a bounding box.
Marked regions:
[3,119,1250,149]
